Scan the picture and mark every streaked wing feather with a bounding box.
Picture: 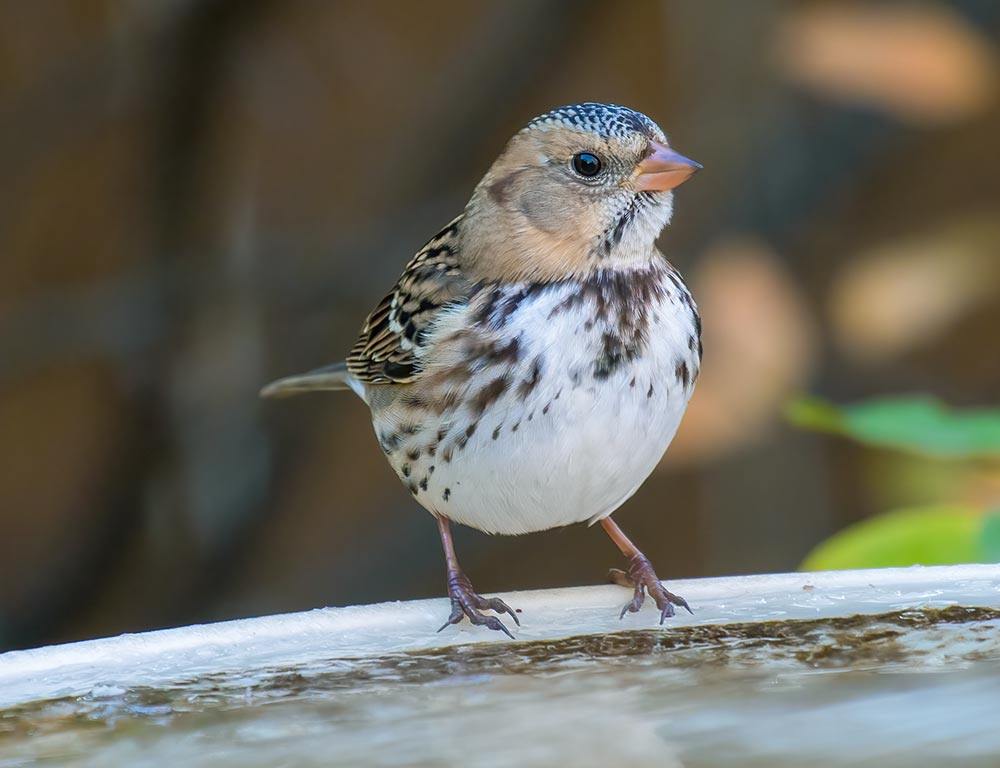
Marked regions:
[347,216,469,384]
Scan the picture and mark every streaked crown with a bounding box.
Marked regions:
[524,102,665,143]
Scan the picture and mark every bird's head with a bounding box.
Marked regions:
[461,102,700,283]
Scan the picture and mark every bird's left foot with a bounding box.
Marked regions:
[609,552,692,624]
[438,568,520,639]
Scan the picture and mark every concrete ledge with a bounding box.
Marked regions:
[2,563,998,708]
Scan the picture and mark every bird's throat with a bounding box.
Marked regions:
[459,206,662,284]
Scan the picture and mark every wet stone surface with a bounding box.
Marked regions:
[3,607,1000,767]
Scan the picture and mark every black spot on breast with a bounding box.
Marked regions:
[406,447,421,462]
[379,432,400,454]
[647,383,654,399]
[492,426,501,440]
[470,375,510,415]
[676,360,690,388]
[519,357,542,397]
[495,289,530,327]
[432,390,461,414]
[594,332,638,380]
[480,336,521,365]
[475,287,504,326]
[407,481,419,495]
[443,488,451,501]
[419,477,428,491]
[542,402,550,415]
[548,290,585,320]
[465,423,477,439]
[401,464,411,477]
[476,284,544,330]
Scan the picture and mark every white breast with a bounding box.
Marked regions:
[370,268,700,536]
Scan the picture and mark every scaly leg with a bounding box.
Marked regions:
[436,516,519,639]
[601,516,692,623]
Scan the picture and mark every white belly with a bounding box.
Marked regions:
[369,270,700,535]
[442,365,689,534]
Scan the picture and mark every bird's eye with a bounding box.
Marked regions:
[571,152,603,178]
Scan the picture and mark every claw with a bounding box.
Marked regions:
[481,596,520,627]
[439,568,518,639]
[437,602,464,632]
[667,590,693,616]
[482,615,515,640]
[613,553,692,622]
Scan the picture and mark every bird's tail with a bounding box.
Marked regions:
[260,361,354,398]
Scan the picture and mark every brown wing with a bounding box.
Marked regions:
[347,216,470,384]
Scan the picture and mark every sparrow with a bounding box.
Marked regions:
[262,102,702,639]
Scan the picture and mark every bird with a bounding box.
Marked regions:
[262,102,702,639]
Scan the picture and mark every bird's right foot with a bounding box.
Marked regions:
[609,551,692,624]
[438,568,519,639]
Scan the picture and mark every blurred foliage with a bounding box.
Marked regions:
[801,504,1000,570]
[787,396,1000,458]
[790,396,1000,570]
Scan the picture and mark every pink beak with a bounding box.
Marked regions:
[633,140,702,192]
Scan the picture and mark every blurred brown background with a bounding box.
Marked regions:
[2,0,999,651]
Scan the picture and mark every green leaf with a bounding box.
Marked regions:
[784,397,845,434]
[801,504,985,571]
[786,395,1000,459]
[980,509,1000,562]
